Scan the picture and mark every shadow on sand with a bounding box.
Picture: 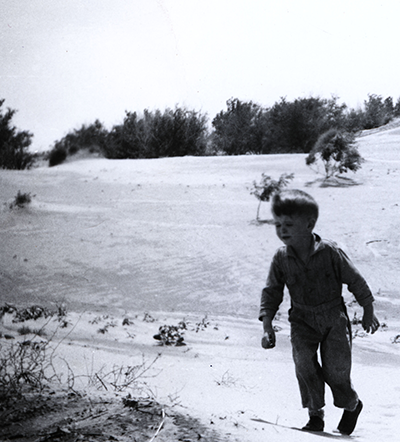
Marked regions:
[305,176,362,188]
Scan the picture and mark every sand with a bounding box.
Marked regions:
[1,122,400,441]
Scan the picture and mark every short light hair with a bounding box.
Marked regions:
[271,189,319,220]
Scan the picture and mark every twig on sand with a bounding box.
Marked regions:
[95,373,108,391]
[149,408,165,442]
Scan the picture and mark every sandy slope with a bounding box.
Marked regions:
[1,125,400,441]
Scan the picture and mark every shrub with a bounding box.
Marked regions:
[48,120,108,166]
[211,96,351,155]
[88,354,160,394]
[0,99,35,170]
[153,323,187,346]
[48,146,67,167]
[103,107,208,159]
[262,96,348,154]
[8,191,32,209]
[17,326,47,337]
[250,172,294,221]
[0,340,50,399]
[394,97,400,117]
[211,98,266,155]
[362,94,394,129]
[306,129,363,179]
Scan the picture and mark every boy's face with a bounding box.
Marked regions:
[273,214,315,248]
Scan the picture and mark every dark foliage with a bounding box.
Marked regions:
[212,96,352,155]
[13,191,32,208]
[261,96,350,154]
[48,146,67,167]
[212,98,266,155]
[35,92,400,166]
[306,129,363,179]
[48,120,108,166]
[0,99,34,170]
[103,107,208,159]
[362,94,395,129]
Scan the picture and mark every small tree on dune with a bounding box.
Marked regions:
[250,172,294,221]
[305,128,363,180]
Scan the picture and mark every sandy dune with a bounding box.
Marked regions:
[1,124,400,441]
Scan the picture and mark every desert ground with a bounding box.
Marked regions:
[1,122,400,441]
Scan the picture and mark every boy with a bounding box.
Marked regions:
[259,189,379,435]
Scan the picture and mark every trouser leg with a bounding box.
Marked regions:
[291,319,325,411]
[320,310,359,410]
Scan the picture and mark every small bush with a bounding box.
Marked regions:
[17,326,47,337]
[89,354,160,394]
[194,315,210,332]
[250,172,294,221]
[0,340,50,399]
[306,129,363,179]
[11,305,53,323]
[8,191,33,209]
[153,323,186,346]
[48,146,67,167]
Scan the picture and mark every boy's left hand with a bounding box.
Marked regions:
[362,304,380,334]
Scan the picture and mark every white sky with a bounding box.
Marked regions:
[1,0,400,151]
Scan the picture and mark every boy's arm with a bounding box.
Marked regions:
[334,247,375,306]
[259,251,285,349]
[362,303,380,334]
[334,246,380,332]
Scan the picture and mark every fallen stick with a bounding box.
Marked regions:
[149,409,165,442]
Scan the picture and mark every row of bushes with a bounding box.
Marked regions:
[48,93,400,166]
[2,93,400,170]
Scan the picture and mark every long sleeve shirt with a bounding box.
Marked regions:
[259,234,374,320]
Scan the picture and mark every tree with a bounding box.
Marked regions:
[343,108,364,132]
[212,98,266,155]
[250,172,294,221]
[149,107,208,157]
[262,96,349,154]
[103,112,143,159]
[0,99,34,170]
[362,94,394,129]
[393,96,400,117]
[306,129,363,180]
[103,107,208,159]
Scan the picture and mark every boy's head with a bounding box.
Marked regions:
[271,189,319,221]
[271,190,319,248]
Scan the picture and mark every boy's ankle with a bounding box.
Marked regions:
[302,415,324,432]
[309,408,325,420]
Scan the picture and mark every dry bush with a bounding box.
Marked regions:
[88,354,161,396]
[0,340,52,400]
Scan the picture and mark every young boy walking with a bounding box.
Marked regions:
[259,189,380,435]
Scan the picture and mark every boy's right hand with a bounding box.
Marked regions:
[261,330,276,349]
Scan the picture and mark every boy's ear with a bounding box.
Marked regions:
[307,218,316,231]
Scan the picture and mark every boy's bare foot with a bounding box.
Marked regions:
[302,416,324,432]
[337,400,363,435]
